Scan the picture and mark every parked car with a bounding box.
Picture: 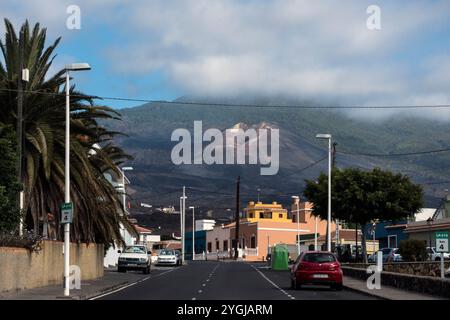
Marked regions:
[117,245,152,274]
[375,248,402,263]
[156,249,181,266]
[290,251,343,291]
[427,247,450,261]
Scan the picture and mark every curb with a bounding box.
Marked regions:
[342,283,389,300]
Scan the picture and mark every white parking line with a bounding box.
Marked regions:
[249,264,296,300]
[89,268,178,300]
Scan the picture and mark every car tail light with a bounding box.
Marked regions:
[329,263,339,271]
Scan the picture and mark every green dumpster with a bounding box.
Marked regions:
[271,244,289,270]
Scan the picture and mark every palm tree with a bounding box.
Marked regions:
[0,19,136,246]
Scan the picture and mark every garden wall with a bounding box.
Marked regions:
[342,266,450,298]
[0,240,104,294]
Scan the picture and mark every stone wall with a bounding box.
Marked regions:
[345,261,450,277]
[0,240,104,294]
[342,266,450,298]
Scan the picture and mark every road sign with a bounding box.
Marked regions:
[61,202,73,224]
[435,231,449,253]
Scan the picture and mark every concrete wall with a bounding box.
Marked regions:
[0,240,104,294]
[342,266,450,298]
[345,261,450,277]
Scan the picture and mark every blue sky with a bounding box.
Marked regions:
[1,0,450,113]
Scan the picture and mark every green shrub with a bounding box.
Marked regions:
[399,239,428,261]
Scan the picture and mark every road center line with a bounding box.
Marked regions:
[89,267,178,300]
[249,264,296,300]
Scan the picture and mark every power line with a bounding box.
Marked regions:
[337,147,450,157]
[2,88,450,109]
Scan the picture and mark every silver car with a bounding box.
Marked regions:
[156,249,181,266]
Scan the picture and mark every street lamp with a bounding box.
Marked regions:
[292,196,301,255]
[180,187,187,264]
[189,206,195,260]
[63,62,91,297]
[316,133,332,252]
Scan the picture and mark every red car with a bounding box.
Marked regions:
[290,251,343,291]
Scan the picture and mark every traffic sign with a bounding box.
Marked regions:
[61,202,73,224]
[435,231,448,253]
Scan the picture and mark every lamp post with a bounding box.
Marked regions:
[292,196,301,255]
[314,216,318,251]
[316,133,332,252]
[180,187,187,264]
[189,206,195,260]
[63,63,91,297]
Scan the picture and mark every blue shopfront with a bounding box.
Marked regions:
[364,220,409,249]
[184,230,207,260]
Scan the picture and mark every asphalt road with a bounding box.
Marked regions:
[97,261,377,300]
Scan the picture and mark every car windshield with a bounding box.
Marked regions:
[124,246,146,254]
[160,250,174,256]
[302,253,336,263]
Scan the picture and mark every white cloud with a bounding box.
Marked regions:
[1,0,450,115]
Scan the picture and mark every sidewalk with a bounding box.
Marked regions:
[343,276,447,300]
[0,269,149,300]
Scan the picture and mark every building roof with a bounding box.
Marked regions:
[317,229,362,242]
[405,217,450,233]
[414,208,437,222]
[134,224,152,234]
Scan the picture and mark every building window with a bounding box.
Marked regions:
[388,235,397,248]
[223,240,228,251]
[249,213,254,218]
[207,242,212,252]
[216,241,220,251]
[279,213,283,219]
[259,211,272,219]
[250,236,256,248]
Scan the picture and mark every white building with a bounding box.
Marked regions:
[103,168,137,268]
[195,219,216,231]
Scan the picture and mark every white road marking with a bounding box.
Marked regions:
[249,264,296,300]
[89,268,178,300]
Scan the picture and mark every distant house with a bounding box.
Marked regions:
[133,224,161,247]
[406,198,450,247]
[363,208,436,249]
[197,200,337,261]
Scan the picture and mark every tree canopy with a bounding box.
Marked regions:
[0,125,21,232]
[0,19,136,246]
[303,167,423,226]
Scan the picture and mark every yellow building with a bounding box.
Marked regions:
[243,201,290,222]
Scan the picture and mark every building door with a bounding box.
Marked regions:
[250,236,256,248]
[388,235,397,248]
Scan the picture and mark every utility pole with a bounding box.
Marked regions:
[16,29,25,236]
[234,176,240,260]
[182,186,186,264]
[332,142,338,250]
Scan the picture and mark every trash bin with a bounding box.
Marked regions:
[271,244,289,271]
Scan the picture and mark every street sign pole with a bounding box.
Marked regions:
[61,202,73,295]
[435,231,449,279]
